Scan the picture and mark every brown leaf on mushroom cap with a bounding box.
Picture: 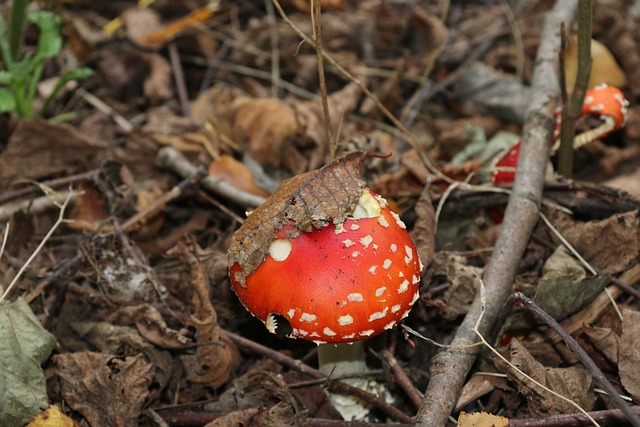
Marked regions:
[227,151,369,286]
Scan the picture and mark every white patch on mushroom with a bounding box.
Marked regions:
[383,259,392,269]
[343,333,356,339]
[324,327,337,337]
[352,251,361,258]
[398,279,410,294]
[368,265,378,275]
[287,309,295,319]
[384,321,396,330]
[419,258,425,272]
[343,239,356,248]
[378,215,389,228]
[338,315,354,326]
[353,190,382,218]
[360,329,375,337]
[399,271,405,278]
[374,194,388,208]
[391,304,401,313]
[334,223,347,235]
[313,340,327,345]
[368,307,388,322]
[359,235,373,248]
[347,293,364,302]
[310,332,320,338]
[269,239,292,261]
[266,314,278,333]
[400,309,411,319]
[300,313,317,322]
[411,290,420,305]
[412,275,420,284]
[584,95,593,104]
[375,286,387,297]
[404,246,413,264]
[373,244,379,250]
[297,329,309,337]
[390,243,398,253]
[390,211,406,229]
[350,223,360,231]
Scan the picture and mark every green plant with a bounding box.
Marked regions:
[0,9,93,119]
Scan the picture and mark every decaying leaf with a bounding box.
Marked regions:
[26,405,79,427]
[430,252,483,320]
[168,237,239,387]
[559,210,640,274]
[508,340,596,417]
[0,299,57,427]
[411,184,436,270]
[53,352,152,427]
[458,411,509,427]
[583,324,620,364]
[228,151,369,286]
[619,308,640,403]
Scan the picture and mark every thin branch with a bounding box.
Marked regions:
[414,2,579,425]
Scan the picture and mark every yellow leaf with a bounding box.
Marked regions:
[27,405,79,427]
[458,411,510,427]
[565,36,627,93]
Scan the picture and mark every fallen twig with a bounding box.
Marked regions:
[414,2,579,425]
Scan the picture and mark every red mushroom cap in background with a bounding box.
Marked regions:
[229,189,423,344]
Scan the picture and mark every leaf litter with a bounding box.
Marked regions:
[0,1,639,426]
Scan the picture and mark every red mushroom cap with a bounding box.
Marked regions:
[229,189,423,344]
[574,84,629,148]
[489,141,521,186]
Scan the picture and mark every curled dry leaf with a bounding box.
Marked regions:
[508,340,596,417]
[53,352,153,427]
[619,308,640,403]
[228,151,369,287]
[208,155,270,198]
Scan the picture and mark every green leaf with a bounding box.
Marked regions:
[28,11,62,59]
[0,88,17,112]
[0,298,57,427]
[0,70,14,85]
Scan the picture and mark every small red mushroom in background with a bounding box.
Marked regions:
[490,84,630,186]
[229,184,424,420]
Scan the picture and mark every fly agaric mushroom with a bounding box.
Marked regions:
[229,188,422,343]
[490,84,629,186]
[229,183,423,420]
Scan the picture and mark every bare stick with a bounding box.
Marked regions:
[515,293,640,427]
[414,3,579,425]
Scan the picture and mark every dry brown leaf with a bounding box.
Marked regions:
[455,376,496,411]
[431,252,482,320]
[508,340,596,417]
[559,210,640,274]
[458,411,509,427]
[411,184,436,270]
[69,183,108,231]
[53,352,152,427]
[208,155,270,197]
[227,151,369,286]
[143,53,173,106]
[287,0,345,12]
[583,324,620,364]
[232,97,300,168]
[122,7,163,49]
[619,308,640,403]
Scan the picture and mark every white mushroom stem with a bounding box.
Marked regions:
[318,341,388,421]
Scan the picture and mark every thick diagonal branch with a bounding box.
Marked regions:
[414,2,578,425]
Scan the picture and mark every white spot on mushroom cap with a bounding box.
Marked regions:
[390,243,398,253]
[334,223,347,235]
[378,215,389,228]
[324,327,337,336]
[297,329,309,337]
[411,290,420,305]
[359,235,373,248]
[368,265,378,275]
[350,223,360,231]
[391,304,401,313]
[368,307,388,322]
[343,239,356,247]
[343,333,356,339]
[404,246,413,264]
[384,321,396,330]
[391,211,406,229]
[310,332,320,338]
[347,293,364,302]
[374,194,388,208]
[338,315,354,326]
[269,239,292,261]
[383,259,392,269]
[352,251,361,258]
[412,275,420,284]
[401,309,411,320]
[287,309,295,319]
[398,279,410,294]
[360,329,375,337]
[375,286,387,297]
[300,313,317,322]
[314,340,327,345]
